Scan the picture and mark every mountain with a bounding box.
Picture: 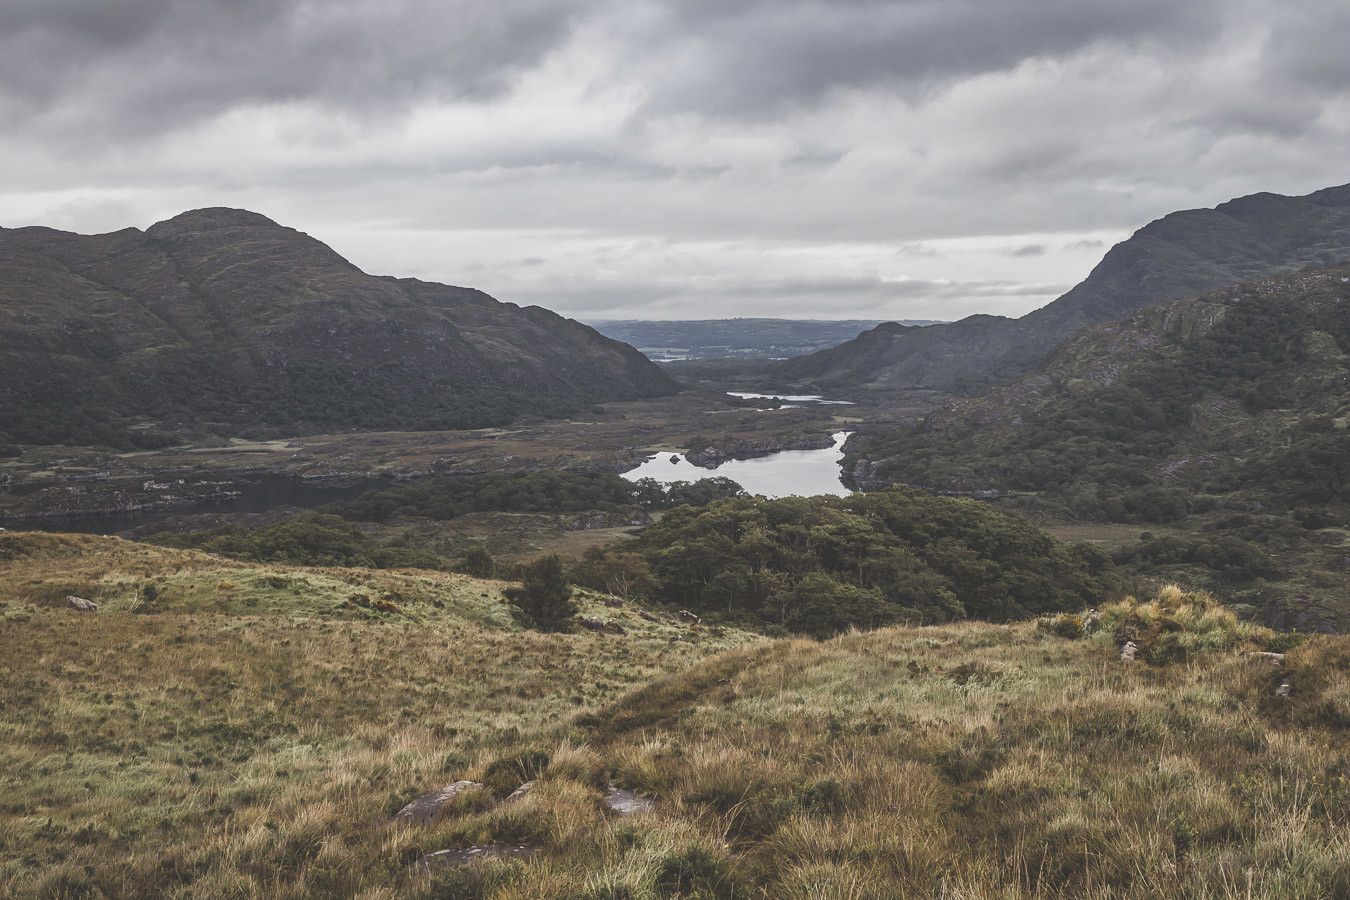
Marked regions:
[0,208,675,447]
[773,184,1350,394]
[846,267,1350,631]
[847,267,1349,510]
[589,318,936,361]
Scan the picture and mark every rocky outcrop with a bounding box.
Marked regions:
[394,780,482,825]
[66,596,98,612]
[419,843,535,871]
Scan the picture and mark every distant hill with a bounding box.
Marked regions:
[0,208,675,447]
[589,318,937,361]
[846,266,1349,518]
[774,184,1350,394]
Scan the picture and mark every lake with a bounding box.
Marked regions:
[622,431,853,498]
[726,391,856,405]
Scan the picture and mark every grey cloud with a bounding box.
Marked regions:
[1065,239,1105,251]
[1263,1,1350,92]
[2,0,1348,322]
[0,0,594,135]
[628,0,1225,116]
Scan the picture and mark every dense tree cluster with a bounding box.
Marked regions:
[577,487,1119,636]
[336,471,744,522]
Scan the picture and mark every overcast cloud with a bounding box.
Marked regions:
[1,0,1347,320]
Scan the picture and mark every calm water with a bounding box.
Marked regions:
[622,431,853,498]
[726,391,856,405]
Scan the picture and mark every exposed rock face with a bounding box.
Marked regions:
[394,780,482,825]
[0,208,676,447]
[774,183,1350,394]
[66,596,98,612]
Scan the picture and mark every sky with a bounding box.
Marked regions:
[2,1,1347,322]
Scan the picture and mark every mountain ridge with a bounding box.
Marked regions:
[0,207,676,447]
[774,183,1350,394]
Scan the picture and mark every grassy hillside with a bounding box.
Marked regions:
[2,534,1345,897]
[0,533,752,898]
[0,208,675,448]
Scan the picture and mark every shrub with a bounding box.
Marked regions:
[504,555,577,631]
[1048,585,1281,664]
[654,845,740,899]
[459,546,496,579]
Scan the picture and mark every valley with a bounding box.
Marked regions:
[2,188,1348,898]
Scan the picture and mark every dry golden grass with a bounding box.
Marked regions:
[0,533,752,898]
[1,537,1345,898]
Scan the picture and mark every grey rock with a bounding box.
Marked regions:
[395,780,482,825]
[66,596,98,612]
[420,843,535,870]
[1120,641,1138,662]
[678,610,701,624]
[505,780,536,803]
[603,784,653,816]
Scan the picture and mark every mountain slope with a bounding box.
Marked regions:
[774,184,1350,394]
[0,208,675,447]
[845,266,1349,508]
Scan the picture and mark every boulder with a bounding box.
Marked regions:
[1120,641,1138,663]
[394,780,482,825]
[678,610,701,625]
[603,784,653,816]
[420,843,535,870]
[505,780,536,803]
[579,615,627,635]
[66,596,98,612]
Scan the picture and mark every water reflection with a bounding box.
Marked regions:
[622,431,853,498]
[726,391,856,405]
